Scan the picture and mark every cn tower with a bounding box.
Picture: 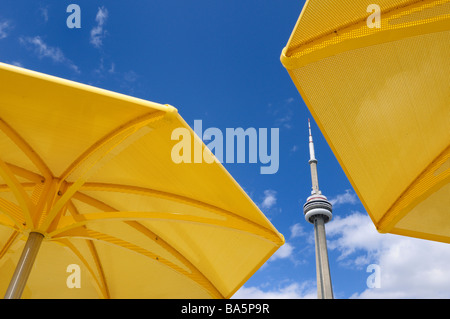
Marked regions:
[303,119,334,299]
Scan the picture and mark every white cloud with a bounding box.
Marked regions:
[124,70,138,82]
[327,212,450,298]
[233,281,316,299]
[354,238,450,298]
[40,7,49,22]
[269,242,294,262]
[290,223,306,239]
[94,57,117,76]
[260,190,277,210]
[275,111,293,129]
[0,20,11,39]
[108,62,115,73]
[329,189,358,207]
[327,212,382,264]
[268,98,295,129]
[285,97,295,104]
[21,36,63,61]
[19,36,80,73]
[90,6,108,48]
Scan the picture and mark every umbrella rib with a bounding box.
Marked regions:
[85,239,110,298]
[50,208,279,298]
[0,196,26,228]
[0,158,34,228]
[0,214,17,228]
[0,183,35,191]
[125,220,224,298]
[79,182,283,244]
[0,165,55,229]
[40,111,166,233]
[0,118,52,179]
[66,194,222,297]
[59,227,224,298]
[65,200,110,298]
[54,237,110,299]
[377,144,450,233]
[0,230,19,260]
[284,0,436,56]
[6,163,45,184]
[283,0,449,70]
[58,110,166,182]
[54,192,281,244]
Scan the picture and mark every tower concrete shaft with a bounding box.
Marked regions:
[313,216,333,299]
[303,119,333,299]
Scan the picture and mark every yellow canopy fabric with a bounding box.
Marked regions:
[282,1,449,242]
[0,62,284,298]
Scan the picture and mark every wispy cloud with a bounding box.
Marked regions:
[270,242,294,261]
[94,57,116,76]
[124,70,138,82]
[290,223,306,239]
[329,189,358,207]
[90,6,108,48]
[260,189,277,210]
[40,6,49,22]
[19,36,80,73]
[108,62,115,73]
[268,97,296,129]
[0,20,12,39]
[275,111,293,129]
[9,61,23,67]
[327,212,381,263]
[285,97,295,104]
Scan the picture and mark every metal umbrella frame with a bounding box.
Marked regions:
[0,62,284,299]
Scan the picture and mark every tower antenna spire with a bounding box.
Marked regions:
[303,119,334,299]
[308,119,319,194]
[308,118,316,162]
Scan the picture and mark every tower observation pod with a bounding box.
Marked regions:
[303,119,333,299]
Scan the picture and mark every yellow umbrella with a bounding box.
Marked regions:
[281,1,449,242]
[0,62,284,299]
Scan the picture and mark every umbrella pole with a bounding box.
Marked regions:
[4,232,44,299]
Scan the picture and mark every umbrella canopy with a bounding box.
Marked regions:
[281,1,449,242]
[0,62,284,298]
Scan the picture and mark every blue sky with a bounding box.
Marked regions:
[2,0,450,299]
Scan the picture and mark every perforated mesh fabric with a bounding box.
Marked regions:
[282,0,450,243]
[286,0,418,53]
